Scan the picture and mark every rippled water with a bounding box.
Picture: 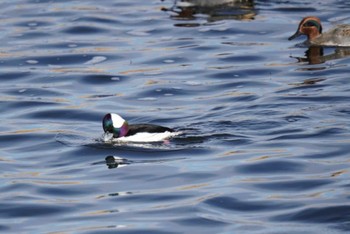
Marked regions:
[1,0,350,233]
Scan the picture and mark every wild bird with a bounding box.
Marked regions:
[288,16,350,47]
[176,0,247,7]
[102,113,179,142]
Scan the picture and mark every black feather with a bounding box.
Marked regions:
[126,124,174,136]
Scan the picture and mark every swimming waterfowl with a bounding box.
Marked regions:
[102,113,178,142]
[289,16,350,47]
[179,0,248,7]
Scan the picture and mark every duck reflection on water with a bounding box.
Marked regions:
[162,0,256,22]
[291,46,350,65]
[105,156,130,169]
[105,155,186,170]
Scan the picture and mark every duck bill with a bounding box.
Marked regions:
[102,132,114,142]
[288,31,302,41]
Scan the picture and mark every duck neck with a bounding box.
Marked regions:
[308,29,321,41]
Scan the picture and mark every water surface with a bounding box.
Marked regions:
[1,0,350,233]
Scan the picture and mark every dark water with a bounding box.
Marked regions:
[1,0,350,233]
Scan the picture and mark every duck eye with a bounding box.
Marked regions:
[304,21,317,27]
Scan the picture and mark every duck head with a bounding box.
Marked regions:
[103,113,129,138]
[289,16,323,41]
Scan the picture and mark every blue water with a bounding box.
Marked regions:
[1,0,350,233]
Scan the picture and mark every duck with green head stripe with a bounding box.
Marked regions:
[289,16,350,47]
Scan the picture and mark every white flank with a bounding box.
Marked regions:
[112,131,181,143]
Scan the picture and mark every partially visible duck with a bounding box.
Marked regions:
[178,0,246,7]
[288,16,350,47]
[102,113,179,142]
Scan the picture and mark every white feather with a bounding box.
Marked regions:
[112,131,181,143]
[110,113,126,128]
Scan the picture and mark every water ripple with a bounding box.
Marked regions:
[1,0,350,233]
[202,195,301,212]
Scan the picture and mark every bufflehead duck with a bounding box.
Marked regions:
[289,16,350,47]
[102,113,179,142]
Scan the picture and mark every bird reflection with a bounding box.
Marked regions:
[291,46,350,65]
[105,156,131,169]
[105,155,185,169]
[162,0,256,23]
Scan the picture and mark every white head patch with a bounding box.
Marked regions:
[110,113,126,128]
